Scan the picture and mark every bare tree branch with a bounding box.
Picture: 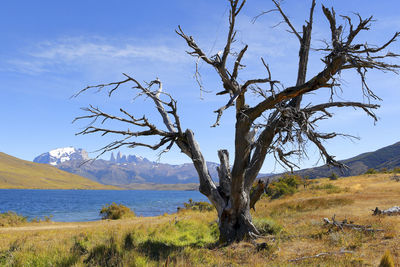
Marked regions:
[271,0,302,42]
[305,102,379,121]
[176,26,215,66]
[232,45,248,79]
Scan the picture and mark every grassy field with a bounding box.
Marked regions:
[0,152,119,190]
[0,173,399,266]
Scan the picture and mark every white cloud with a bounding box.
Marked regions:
[4,36,191,75]
[32,41,187,62]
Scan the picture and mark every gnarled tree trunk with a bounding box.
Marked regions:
[184,130,260,242]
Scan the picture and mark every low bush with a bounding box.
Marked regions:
[329,172,338,180]
[180,199,214,212]
[30,215,53,223]
[393,167,400,174]
[253,217,282,235]
[100,203,135,220]
[379,168,389,173]
[266,174,302,199]
[0,211,27,227]
[365,168,377,174]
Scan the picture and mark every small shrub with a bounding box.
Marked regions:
[44,215,53,222]
[379,250,395,267]
[100,203,135,220]
[393,167,400,174]
[266,174,302,199]
[0,211,27,227]
[253,217,282,235]
[181,199,213,212]
[365,168,377,174]
[30,215,53,223]
[380,167,389,173]
[329,172,338,180]
[281,174,303,188]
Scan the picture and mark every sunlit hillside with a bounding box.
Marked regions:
[0,173,399,266]
[0,152,119,190]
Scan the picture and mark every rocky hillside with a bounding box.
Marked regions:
[284,141,400,179]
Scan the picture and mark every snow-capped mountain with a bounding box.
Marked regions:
[33,147,89,166]
[33,147,268,186]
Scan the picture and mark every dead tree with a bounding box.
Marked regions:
[73,0,399,243]
[373,206,400,216]
[323,216,384,232]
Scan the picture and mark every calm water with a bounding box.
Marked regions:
[0,189,207,222]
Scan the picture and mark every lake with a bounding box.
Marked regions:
[0,189,208,222]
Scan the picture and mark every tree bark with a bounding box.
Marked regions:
[250,180,268,210]
[218,204,260,243]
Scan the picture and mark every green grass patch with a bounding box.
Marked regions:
[135,219,219,261]
[310,183,343,194]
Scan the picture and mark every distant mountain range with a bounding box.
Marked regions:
[276,141,400,179]
[32,141,400,187]
[0,152,117,190]
[33,148,221,186]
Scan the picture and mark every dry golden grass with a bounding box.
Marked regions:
[0,173,399,266]
[252,173,400,266]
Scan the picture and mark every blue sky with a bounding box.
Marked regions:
[0,0,399,173]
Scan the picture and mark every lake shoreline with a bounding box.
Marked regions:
[0,183,199,191]
[0,189,207,222]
